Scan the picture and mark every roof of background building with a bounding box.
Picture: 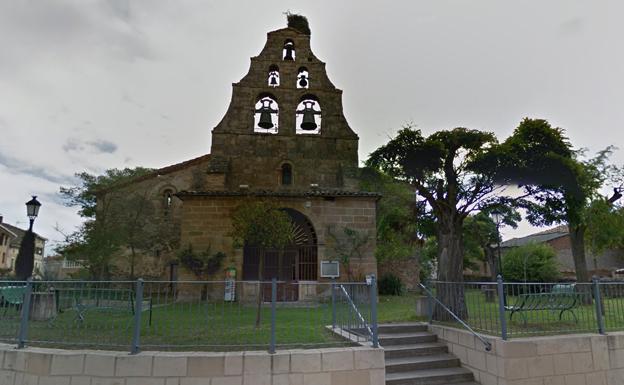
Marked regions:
[0,222,47,247]
[501,225,568,248]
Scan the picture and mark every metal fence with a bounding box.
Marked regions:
[423,276,621,340]
[0,278,378,353]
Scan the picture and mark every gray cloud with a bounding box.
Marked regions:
[0,151,74,185]
[62,138,118,154]
[88,140,118,154]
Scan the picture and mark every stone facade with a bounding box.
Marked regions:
[97,21,378,288]
[429,324,624,385]
[0,344,385,385]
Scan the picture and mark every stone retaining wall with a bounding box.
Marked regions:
[0,344,384,385]
[429,324,624,385]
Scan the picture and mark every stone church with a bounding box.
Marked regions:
[103,19,378,298]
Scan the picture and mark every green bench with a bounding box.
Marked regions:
[0,286,26,315]
[505,284,580,324]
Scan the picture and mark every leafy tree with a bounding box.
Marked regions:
[501,243,560,283]
[230,200,293,327]
[367,126,501,319]
[359,167,422,264]
[585,198,624,268]
[15,231,36,280]
[58,167,179,279]
[327,227,370,281]
[497,118,619,283]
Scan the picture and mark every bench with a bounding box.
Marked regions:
[505,284,580,324]
[55,288,152,326]
[0,286,26,315]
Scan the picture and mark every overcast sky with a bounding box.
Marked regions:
[1,1,623,253]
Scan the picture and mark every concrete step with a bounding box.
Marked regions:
[383,343,449,359]
[385,354,460,373]
[378,323,429,334]
[379,332,437,346]
[385,367,474,385]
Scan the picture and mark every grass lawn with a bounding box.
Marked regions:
[2,290,622,351]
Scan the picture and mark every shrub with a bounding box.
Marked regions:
[379,273,405,296]
[501,243,560,282]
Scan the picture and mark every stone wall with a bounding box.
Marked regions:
[179,195,378,283]
[429,324,624,385]
[0,344,384,385]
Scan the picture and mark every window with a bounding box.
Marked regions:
[295,95,321,135]
[254,95,279,134]
[35,248,43,255]
[268,65,280,87]
[163,189,175,215]
[281,163,293,186]
[283,40,295,60]
[2,252,5,264]
[297,67,309,89]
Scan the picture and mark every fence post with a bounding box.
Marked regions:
[17,278,34,349]
[269,278,277,354]
[593,277,605,335]
[370,274,379,348]
[131,278,144,354]
[425,280,433,324]
[331,279,336,329]
[497,275,508,340]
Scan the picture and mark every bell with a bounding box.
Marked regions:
[270,75,278,86]
[300,108,317,131]
[258,109,274,129]
[298,75,308,88]
[284,45,295,61]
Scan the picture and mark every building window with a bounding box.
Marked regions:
[283,39,295,61]
[268,65,279,87]
[163,189,175,215]
[35,248,43,255]
[2,252,5,264]
[254,95,279,134]
[295,95,321,135]
[297,67,309,89]
[281,163,293,186]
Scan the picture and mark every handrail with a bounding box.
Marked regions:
[339,284,374,340]
[419,283,492,351]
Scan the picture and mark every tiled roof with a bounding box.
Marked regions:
[97,154,212,194]
[0,222,47,247]
[177,189,381,199]
[501,225,568,248]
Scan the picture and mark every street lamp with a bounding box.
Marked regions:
[26,196,41,231]
[490,209,503,278]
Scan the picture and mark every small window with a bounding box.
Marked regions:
[281,163,293,186]
[295,96,321,135]
[163,189,174,212]
[283,40,295,61]
[268,65,280,87]
[254,95,279,134]
[297,67,309,89]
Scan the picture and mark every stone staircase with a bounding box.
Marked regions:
[381,323,479,385]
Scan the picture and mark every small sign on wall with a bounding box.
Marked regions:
[320,261,340,278]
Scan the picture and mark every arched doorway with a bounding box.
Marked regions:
[242,208,318,301]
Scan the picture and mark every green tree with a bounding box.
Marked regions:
[230,200,294,327]
[58,167,179,279]
[585,198,624,269]
[497,118,618,283]
[501,243,560,283]
[367,126,501,319]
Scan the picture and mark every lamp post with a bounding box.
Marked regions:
[15,196,41,280]
[490,209,503,278]
[26,196,41,232]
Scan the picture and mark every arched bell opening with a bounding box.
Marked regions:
[283,39,295,61]
[296,67,309,89]
[253,94,279,134]
[295,95,321,135]
[242,208,318,301]
[268,64,280,87]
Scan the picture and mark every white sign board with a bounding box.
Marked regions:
[320,261,340,278]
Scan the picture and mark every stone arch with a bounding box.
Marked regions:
[242,208,318,300]
[297,66,309,89]
[283,39,295,60]
[268,64,280,87]
[280,161,293,186]
[254,93,279,134]
[295,94,321,135]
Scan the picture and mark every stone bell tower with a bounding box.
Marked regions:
[207,19,360,191]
